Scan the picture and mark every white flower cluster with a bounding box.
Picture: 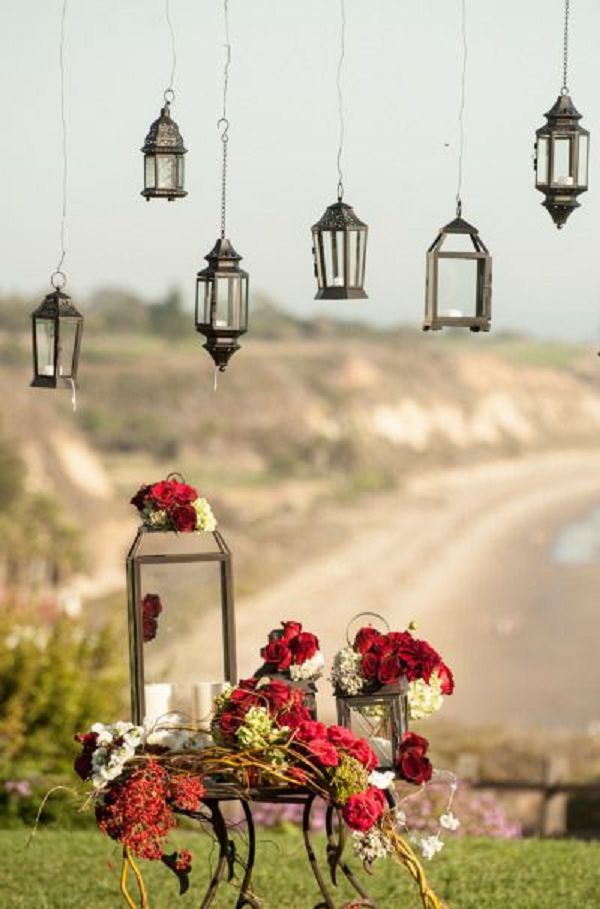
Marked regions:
[407,671,444,721]
[368,770,395,790]
[330,647,366,696]
[89,722,144,789]
[290,651,325,682]
[419,834,444,860]
[193,497,217,532]
[352,827,393,864]
[440,810,460,831]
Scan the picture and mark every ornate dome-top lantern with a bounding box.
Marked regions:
[141,93,187,201]
[311,0,368,301]
[534,1,588,228]
[195,237,249,371]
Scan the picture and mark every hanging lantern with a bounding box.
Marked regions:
[534,93,589,228]
[195,238,249,371]
[423,209,492,332]
[30,277,83,389]
[311,199,368,300]
[141,94,187,201]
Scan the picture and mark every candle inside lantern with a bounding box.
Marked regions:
[214,319,228,327]
[332,276,344,287]
[144,682,172,724]
[556,175,574,186]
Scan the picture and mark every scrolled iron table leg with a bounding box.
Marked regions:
[325,806,377,909]
[234,798,261,909]
[302,794,337,909]
[197,799,231,909]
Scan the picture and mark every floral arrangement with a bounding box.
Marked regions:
[331,622,454,721]
[257,620,325,682]
[72,676,451,909]
[141,594,162,643]
[130,476,216,533]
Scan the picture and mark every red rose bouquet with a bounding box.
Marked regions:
[131,476,216,533]
[256,620,325,683]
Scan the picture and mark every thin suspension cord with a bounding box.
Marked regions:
[336,0,346,202]
[54,0,68,284]
[455,0,467,217]
[561,0,570,93]
[218,0,231,239]
[165,0,177,95]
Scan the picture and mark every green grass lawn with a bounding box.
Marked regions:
[1,829,600,909]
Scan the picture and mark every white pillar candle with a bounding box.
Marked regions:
[144,683,172,725]
[192,683,215,724]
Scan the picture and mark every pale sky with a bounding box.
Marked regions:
[2,0,600,341]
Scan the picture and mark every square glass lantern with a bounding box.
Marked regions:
[424,213,492,332]
[311,201,368,299]
[126,528,236,726]
[336,679,408,773]
[30,288,83,389]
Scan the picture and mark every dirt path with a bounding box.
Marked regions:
[182,448,600,729]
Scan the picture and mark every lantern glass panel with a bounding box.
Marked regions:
[536,137,549,186]
[552,137,573,185]
[145,156,156,189]
[128,530,235,726]
[156,154,176,190]
[578,134,589,186]
[177,156,185,190]
[35,318,55,376]
[215,276,242,329]
[58,319,79,378]
[437,257,478,317]
[313,230,325,289]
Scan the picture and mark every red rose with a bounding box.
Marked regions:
[142,593,163,619]
[131,484,151,511]
[263,680,294,711]
[219,712,240,738]
[73,731,98,780]
[295,720,328,742]
[377,651,402,686]
[326,725,357,749]
[263,640,293,672]
[396,732,433,785]
[279,705,312,730]
[290,632,319,664]
[347,738,379,771]
[281,621,302,642]
[436,662,454,695]
[367,786,387,812]
[149,480,177,509]
[171,504,197,533]
[361,652,380,680]
[230,688,259,713]
[171,481,198,505]
[342,790,385,832]
[305,738,340,767]
[354,626,383,655]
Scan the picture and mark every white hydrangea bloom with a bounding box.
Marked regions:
[352,827,392,864]
[440,811,460,831]
[419,835,444,860]
[408,672,444,721]
[290,651,325,682]
[147,508,168,529]
[368,770,395,790]
[330,647,365,696]
[194,497,217,532]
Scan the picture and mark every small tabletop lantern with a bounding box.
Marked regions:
[126,477,236,727]
[253,621,324,719]
[195,237,249,371]
[30,276,83,390]
[311,198,368,300]
[423,207,492,332]
[336,680,409,773]
[534,93,589,228]
[141,93,187,201]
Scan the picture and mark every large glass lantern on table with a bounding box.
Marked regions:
[126,478,236,727]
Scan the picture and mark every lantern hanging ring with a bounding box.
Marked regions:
[218,117,230,144]
[166,471,186,483]
[345,611,390,647]
[163,87,175,105]
[51,270,67,290]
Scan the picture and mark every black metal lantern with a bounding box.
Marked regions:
[141,94,187,201]
[195,237,249,371]
[534,93,589,228]
[311,199,368,300]
[30,278,83,389]
[423,209,492,332]
[126,526,236,726]
[336,679,409,774]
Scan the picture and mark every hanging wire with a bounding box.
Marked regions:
[561,0,570,93]
[336,0,346,202]
[52,0,68,287]
[164,0,177,99]
[455,0,467,217]
[218,0,231,239]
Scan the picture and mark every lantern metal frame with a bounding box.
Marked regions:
[126,527,237,726]
[534,93,589,228]
[141,97,187,201]
[335,679,409,774]
[423,212,492,333]
[30,285,83,389]
[311,200,368,300]
[195,237,249,371]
